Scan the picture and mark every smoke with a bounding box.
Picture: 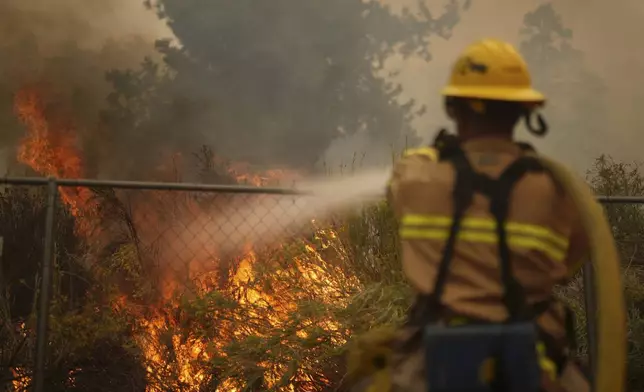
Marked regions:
[160,168,391,263]
[318,133,397,172]
[0,0,170,176]
[0,0,168,49]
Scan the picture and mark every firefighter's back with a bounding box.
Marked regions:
[392,137,586,337]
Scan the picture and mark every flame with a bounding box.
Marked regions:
[228,162,299,187]
[13,85,97,235]
[11,85,350,391]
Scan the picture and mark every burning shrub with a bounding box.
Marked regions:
[127,201,410,391]
[0,185,147,392]
[14,174,406,392]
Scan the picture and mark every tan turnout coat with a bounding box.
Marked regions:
[367,137,591,392]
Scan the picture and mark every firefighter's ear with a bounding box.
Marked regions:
[524,112,548,137]
[444,98,456,119]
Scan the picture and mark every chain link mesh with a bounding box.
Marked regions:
[1,180,363,391]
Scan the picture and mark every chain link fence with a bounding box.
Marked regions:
[0,176,640,392]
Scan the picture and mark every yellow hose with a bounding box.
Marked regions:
[535,155,626,392]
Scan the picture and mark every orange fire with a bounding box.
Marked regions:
[13,85,98,236]
[11,85,351,391]
[227,161,300,187]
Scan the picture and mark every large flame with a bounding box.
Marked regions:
[13,85,98,236]
[11,85,351,391]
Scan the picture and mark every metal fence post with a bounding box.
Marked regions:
[33,177,57,392]
[582,260,597,390]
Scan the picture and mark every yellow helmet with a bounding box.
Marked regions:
[441,38,545,104]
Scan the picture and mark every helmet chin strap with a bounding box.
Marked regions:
[524,112,548,137]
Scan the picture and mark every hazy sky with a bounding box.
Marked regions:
[384,0,644,171]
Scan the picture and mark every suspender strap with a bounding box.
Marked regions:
[429,149,475,308]
[493,156,546,320]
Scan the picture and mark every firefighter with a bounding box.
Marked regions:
[347,39,626,392]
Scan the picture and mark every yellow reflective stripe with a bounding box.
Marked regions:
[399,228,566,262]
[402,214,452,226]
[401,214,569,249]
[402,147,438,161]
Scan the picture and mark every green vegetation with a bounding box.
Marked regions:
[587,156,644,390]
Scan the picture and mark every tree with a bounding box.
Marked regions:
[519,3,607,170]
[100,0,469,175]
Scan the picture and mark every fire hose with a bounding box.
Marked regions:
[536,155,626,392]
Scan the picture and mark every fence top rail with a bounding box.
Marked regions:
[596,195,644,204]
[0,176,307,195]
[1,176,644,203]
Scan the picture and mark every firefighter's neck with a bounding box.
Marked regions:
[457,124,514,142]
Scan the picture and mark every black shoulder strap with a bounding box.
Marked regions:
[433,129,461,159]
[492,156,546,320]
[429,147,475,308]
[426,139,548,322]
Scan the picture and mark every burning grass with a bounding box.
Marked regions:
[0,181,410,391]
[103,193,409,392]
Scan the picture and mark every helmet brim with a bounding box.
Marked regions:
[441,85,546,104]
